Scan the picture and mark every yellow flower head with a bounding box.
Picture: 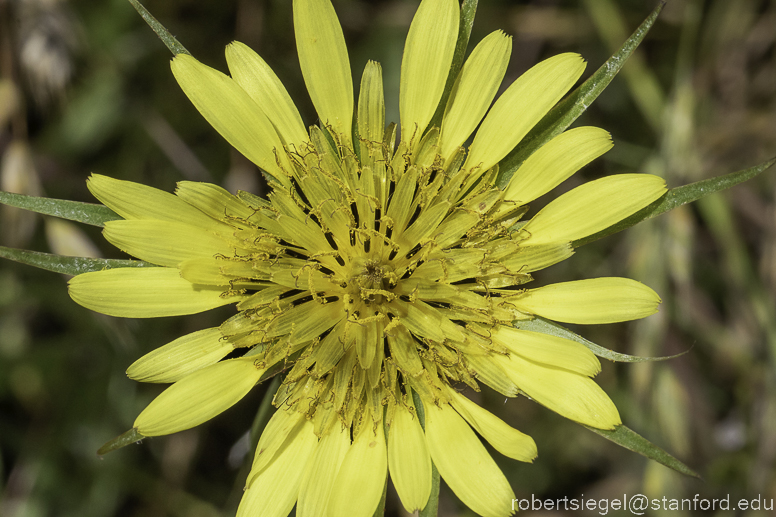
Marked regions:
[69,0,666,515]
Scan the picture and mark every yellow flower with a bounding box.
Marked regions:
[69,0,666,515]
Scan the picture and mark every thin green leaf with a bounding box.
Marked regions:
[583,424,701,478]
[0,246,155,276]
[412,390,440,517]
[497,1,666,186]
[0,190,120,227]
[128,0,190,56]
[98,428,145,455]
[574,156,776,248]
[426,0,478,133]
[514,317,687,363]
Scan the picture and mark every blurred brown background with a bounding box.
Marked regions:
[1,0,775,515]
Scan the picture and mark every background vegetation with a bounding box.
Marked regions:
[1,0,775,515]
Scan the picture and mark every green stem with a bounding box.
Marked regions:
[0,245,154,276]
[128,0,190,56]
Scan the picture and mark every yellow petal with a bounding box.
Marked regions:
[134,356,264,436]
[386,326,423,378]
[126,328,232,383]
[502,126,613,207]
[466,53,586,176]
[102,219,236,267]
[449,391,537,462]
[424,402,515,517]
[226,41,308,147]
[293,0,353,147]
[501,243,574,273]
[521,174,667,245]
[175,181,257,222]
[492,326,600,376]
[399,0,459,144]
[297,423,350,517]
[466,354,519,397]
[249,408,307,481]
[68,267,233,318]
[357,61,385,149]
[513,277,661,324]
[263,299,345,343]
[238,420,318,517]
[328,418,388,517]
[88,174,220,227]
[388,403,431,513]
[439,31,512,160]
[498,353,621,429]
[170,54,288,182]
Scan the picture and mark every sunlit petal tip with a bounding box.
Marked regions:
[87,174,214,225]
[225,41,308,146]
[425,403,516,517]
[521,174,667,246]
[512,277,662,324]
[126,327,231,383]
[466,52,587,175]
[170,54,288,180]
[439,30,513,160]
[500,354,621,429]
[493,326,601,377]
[388,404,432,513]
[400,0,459,144]
[503,126,614,207]
[293,0,354,147]
[134,356,264,436]
[68,267,233,318]
[449,391,538,463]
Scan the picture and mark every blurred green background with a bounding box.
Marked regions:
[1,0,776,516]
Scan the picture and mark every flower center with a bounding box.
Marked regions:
[348,258,397,305]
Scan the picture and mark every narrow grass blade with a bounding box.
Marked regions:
[574,156,776,248]
[98,428,145,455]
[0,245,154,275]
[427,0,478,132]
[497,2,666,186]
[584,424,701,478]
[514,317,687,363]
[128,0,190,56]
[0,190,120,227]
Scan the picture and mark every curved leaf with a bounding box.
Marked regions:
[98,428,145,455]
[584,424,700,478]
[497,1,666,186]
[0,245,154,275]
[0,190,120,227]
[514,317,687,363]
[573,156,776,247]
[128,0,190,56]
